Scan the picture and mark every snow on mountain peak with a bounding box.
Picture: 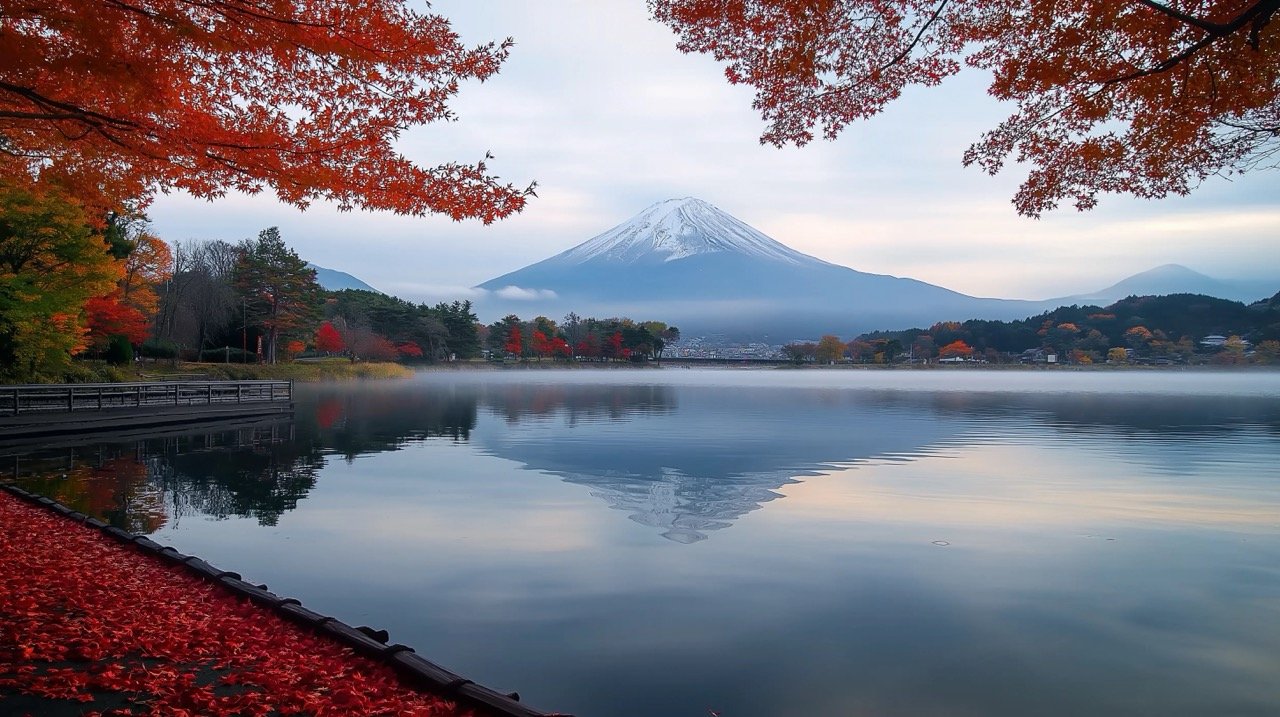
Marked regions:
[554,197,824,266]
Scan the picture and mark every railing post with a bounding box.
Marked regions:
[237,383,242,403]
[67,387,74,412]
[97,386,103,411]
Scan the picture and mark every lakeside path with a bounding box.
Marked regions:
[0,489,529,717]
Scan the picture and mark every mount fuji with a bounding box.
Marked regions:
[475,197,1045,339]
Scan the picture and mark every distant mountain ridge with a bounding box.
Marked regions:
[1049,264,1272,305]
[308,263,380,293]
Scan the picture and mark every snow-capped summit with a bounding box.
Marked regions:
[474,197,1046,339]
[552,197,826,267]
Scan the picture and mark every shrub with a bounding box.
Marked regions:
[199,347,256,363]
[139,339,179,359]
[105,335,133,365]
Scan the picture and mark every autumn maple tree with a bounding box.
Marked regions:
[396,340,424,358]
[315,321,345,355]
[84,294,149,349]
[0,182,119,381]
[85,227,173,353]
[651,0,1280,215]
[505,326,523,357]
[0,0,531,220]
[939,339,975,359]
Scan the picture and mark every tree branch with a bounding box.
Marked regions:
[814,0,951,100]
[1105,0,1280,86]
[1130,0,1223,34]
[0,81,145,132]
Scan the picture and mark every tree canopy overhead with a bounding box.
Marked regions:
[0,0,531,220]
[650,0,1280,215]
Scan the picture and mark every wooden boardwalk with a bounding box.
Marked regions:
[0,381,293,439]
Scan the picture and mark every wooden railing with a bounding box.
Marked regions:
[0,381,292,417]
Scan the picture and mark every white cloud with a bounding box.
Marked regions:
[381,282,488,304]
[494,286,559,301]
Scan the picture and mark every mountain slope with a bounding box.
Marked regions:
[308,263,380,293]
[1053,264,1273,305]
[475,198,1041,338]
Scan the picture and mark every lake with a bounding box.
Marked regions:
[7,369,1280,717]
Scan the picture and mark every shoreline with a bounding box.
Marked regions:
[0,483,552,717]
[49,358,1277,385]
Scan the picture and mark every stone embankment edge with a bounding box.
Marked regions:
[0,482,567,717]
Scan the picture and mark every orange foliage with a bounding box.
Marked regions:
[84,231,171,349]
[653,1,1280,215]
[939,339,974,358]
[0,1,530,220]
[85,292,149,348]
[120,232,172,319]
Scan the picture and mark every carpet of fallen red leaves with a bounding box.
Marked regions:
[0,490,478,716]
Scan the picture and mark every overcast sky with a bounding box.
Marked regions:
[147,0,1279,304]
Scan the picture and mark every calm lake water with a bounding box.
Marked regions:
[8,369,1280,717]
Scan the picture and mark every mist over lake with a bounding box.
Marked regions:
[9,369,1280,717]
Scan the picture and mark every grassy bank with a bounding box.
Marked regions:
[61,358,413,383]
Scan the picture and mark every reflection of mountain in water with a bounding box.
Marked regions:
[474,387,963,542]
[8,377,1277,538]
[471,384,1280,543]
[585,466,801,544]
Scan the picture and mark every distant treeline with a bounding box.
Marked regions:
[318,291,680,363]
[836,292,1280,365]
[155,233,682,367]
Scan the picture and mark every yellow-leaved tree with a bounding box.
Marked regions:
[0,182,120,381]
